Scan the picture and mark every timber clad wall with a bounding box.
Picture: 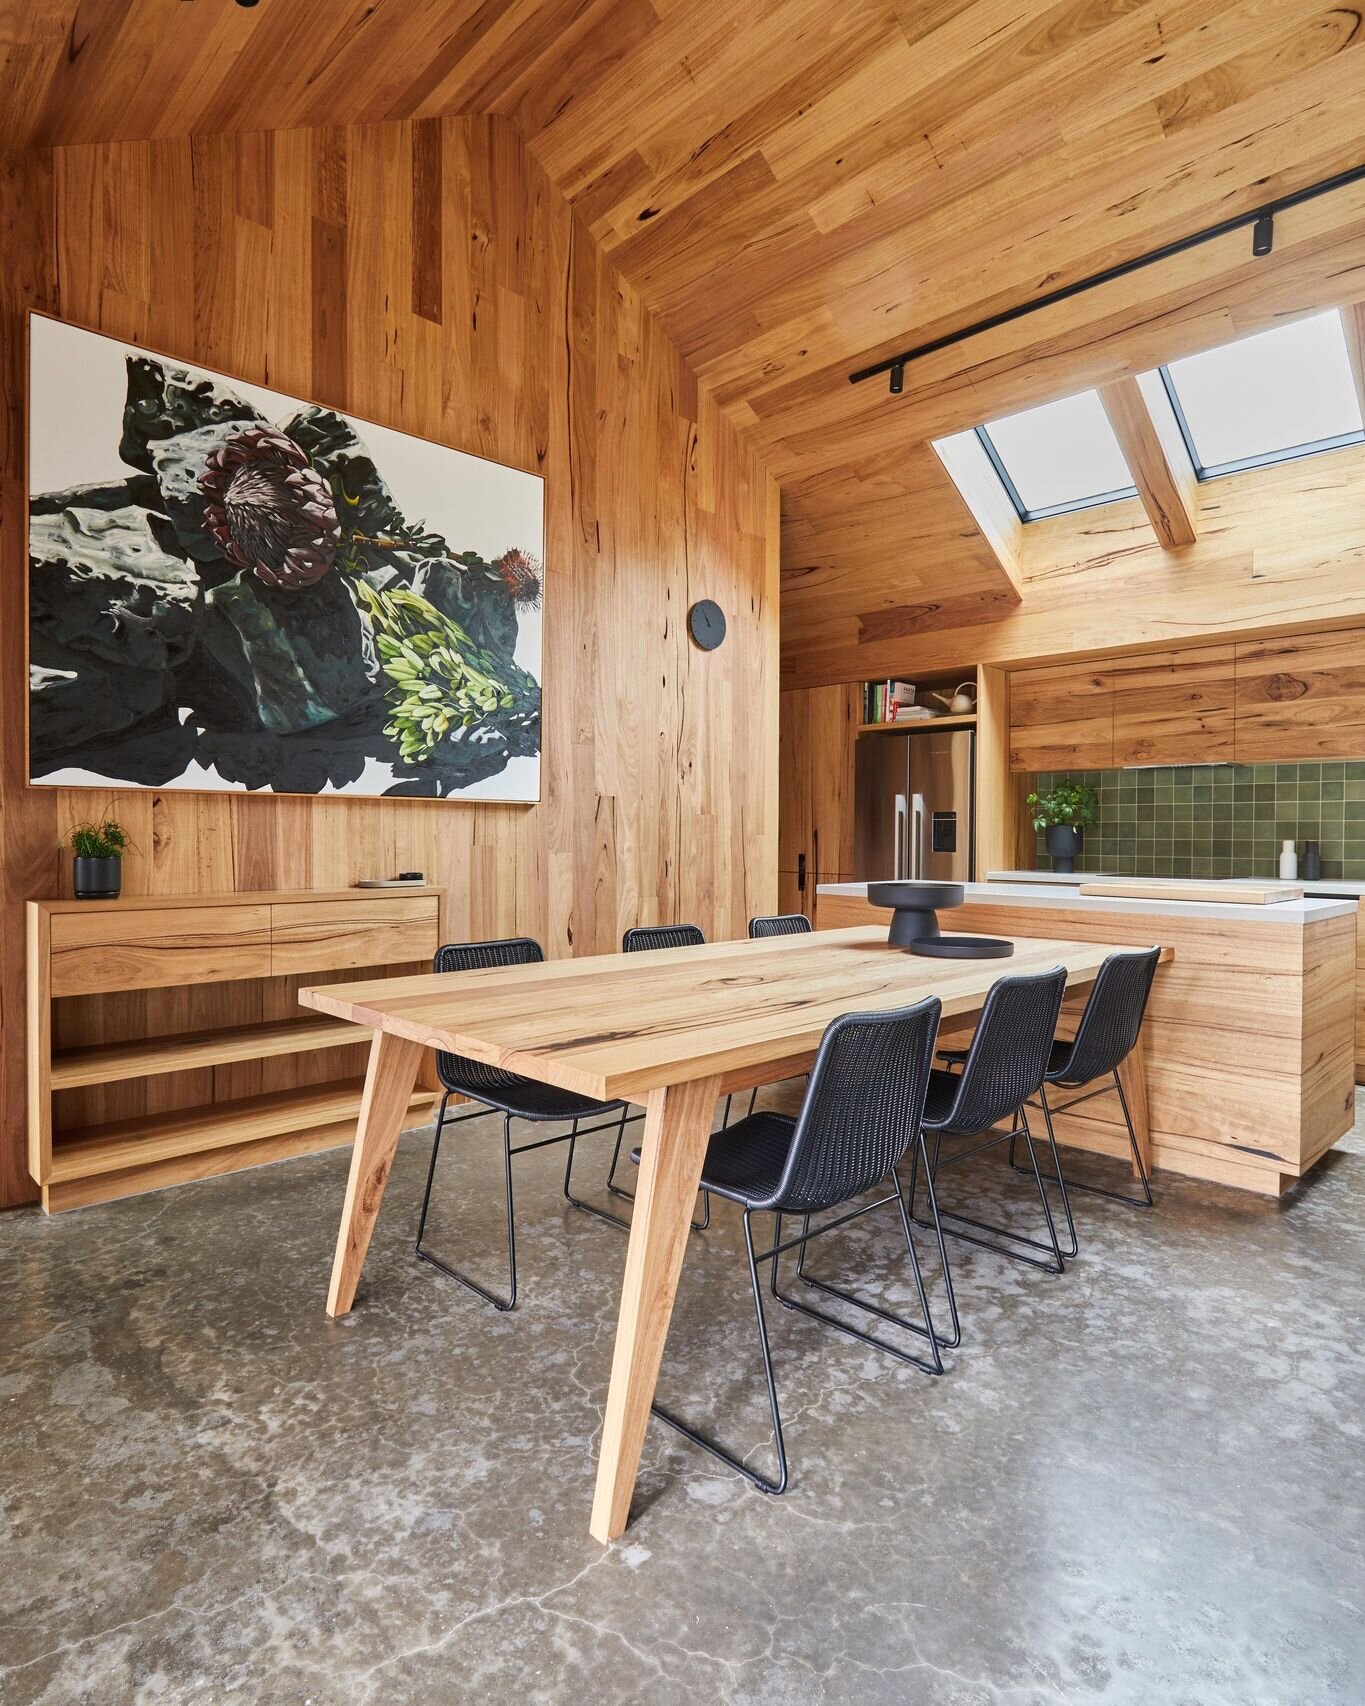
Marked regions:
[0,119,779,1208]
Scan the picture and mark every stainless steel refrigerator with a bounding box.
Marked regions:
[854,729,975,883]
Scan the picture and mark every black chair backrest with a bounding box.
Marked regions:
[432,937,543,1094]
[754,997,941,1215]
[1053,947,1161,1086]
[748,913,813,939]
[622,923,705,952]
[933,967,1068,1135]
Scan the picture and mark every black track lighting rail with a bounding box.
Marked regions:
[848,161,1365,393]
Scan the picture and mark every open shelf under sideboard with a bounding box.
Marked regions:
[27,888,442,1213]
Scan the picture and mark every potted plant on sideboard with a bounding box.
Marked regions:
[68,815,133,899]
[1026,781,1097,875]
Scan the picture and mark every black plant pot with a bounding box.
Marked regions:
[73,856,122,900]
[1045,824,1083,875]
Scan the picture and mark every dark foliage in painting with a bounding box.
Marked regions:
[30,352,541,797]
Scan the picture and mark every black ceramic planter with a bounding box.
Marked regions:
[1045,824,1083,874]
[73,856,122,900]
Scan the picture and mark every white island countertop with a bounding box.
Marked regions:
[818,879,1357,925]
[987,868,1365,898]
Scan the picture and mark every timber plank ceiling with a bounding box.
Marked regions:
[5,0,1365,676]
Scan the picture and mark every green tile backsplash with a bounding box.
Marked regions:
[1030,763,1365,880]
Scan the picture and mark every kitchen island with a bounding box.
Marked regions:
[817,880,1357,1196]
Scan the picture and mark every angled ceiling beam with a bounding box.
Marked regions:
[1341,299,1365,419]
[930,432,1024,599]
[1098,378,1198,550]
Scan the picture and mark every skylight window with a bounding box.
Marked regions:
[975,390,1137,520]
[1156,310,1365,480]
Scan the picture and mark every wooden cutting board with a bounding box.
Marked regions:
[1078,879,1303,904]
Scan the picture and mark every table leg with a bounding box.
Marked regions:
[1117,1038,1152,1180]
[326,1029,425,1317]
[590,1074,720,1544]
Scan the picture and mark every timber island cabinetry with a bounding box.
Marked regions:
[27,888,441,1213]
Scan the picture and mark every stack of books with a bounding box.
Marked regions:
[864,679,917,722]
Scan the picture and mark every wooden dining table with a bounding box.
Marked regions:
[302,925,1158,1543]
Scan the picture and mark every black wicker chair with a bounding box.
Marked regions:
[738,914,816,1117]
[415,938,632,1311]
[1005,947,1162,1244]
[631,996,947,1494]
[607,924,715,1230]
[748,913,813,939]
[909,966,1070,1274]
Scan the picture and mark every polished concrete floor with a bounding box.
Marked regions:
[3,1091,1363,1705]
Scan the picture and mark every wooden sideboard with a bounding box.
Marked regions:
[27,888,441,1213]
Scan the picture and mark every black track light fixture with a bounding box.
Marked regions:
[851,159,1365,390]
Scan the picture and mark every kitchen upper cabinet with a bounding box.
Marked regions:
[1112,645,1236,766]
[1235,628,1365,762]
[1008,662,1113,772]
[779,684,859,918]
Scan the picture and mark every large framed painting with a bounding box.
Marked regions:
[27,313,543,801]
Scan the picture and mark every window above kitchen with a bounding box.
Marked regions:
[1151,309,1365,480]
[974,389,1138,521]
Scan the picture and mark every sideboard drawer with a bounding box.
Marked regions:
[269,897,440,975]
[49,906,274,997]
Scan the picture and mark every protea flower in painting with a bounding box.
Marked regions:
[199,426,341,588]
[496,547,543,611]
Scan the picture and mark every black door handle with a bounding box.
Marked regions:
[797,852,806,893]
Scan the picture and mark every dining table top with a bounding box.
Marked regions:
[299,926,1132,1104]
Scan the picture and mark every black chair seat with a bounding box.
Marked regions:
[444,1073,622,1123]
[631,1111,798,1208]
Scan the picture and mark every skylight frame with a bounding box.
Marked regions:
[1157,362,1365,481]
[1155,311,1365,482]
[972,422,1138,523]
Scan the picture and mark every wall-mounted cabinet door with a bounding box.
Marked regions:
[1235,628,1365,762]
[1112,645,1235,766]
[1008,662,1113,772]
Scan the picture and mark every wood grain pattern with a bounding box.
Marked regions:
[41,1117,371,1214]
[777,682,861,923]
[591,1073,721,1543]
[28,889,442,1207]
[788,447,1365,688]
[1098,377,1199,550]
[268,898,440,976]
[0,116,777,1206]
[817,889,1354,1196]
[326,1029,426,1317]
[50,1016,363,1090]
[48,906,274,998]
[1008,662,1114,773]
[0,4,1361,675]
[1111,645,1236,766]
[1234,626,1365,761]
[49,1080,436,1183]
[300,927,1118,1105]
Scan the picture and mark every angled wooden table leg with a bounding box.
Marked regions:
[1117,1037,1152,1180]
[590,1074,720,1544]
[326,1028,425,1317]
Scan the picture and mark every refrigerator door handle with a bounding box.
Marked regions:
[893,793,909,881]
[911,792,927,880]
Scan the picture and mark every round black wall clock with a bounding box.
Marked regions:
[687,599,726,651]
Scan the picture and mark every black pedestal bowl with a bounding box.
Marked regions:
[866,881,1014,959]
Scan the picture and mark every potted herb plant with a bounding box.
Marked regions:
[68,815,132,900]
[1026,781,1097,875]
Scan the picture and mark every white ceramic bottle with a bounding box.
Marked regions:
[1279,838,1298,880]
